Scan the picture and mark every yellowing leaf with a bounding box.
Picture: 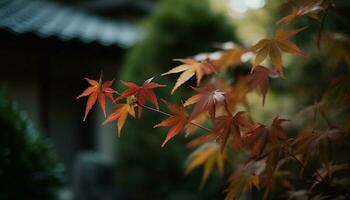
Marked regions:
[224,172,259,200]
[186,142,226,188]
[213,47,246,69]
[162,59,216,94]
[250,27,306,76]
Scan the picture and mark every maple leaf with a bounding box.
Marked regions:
[310,162,350,190]
[184,84,229,120]
[322,33,350,69]
[77,75,116,121]
[116,77,165,118]
[278,0,325,24]
[162,58,216,94]
[102,103,135,136]
[311,163,350,189]
[154,100,189,147]
[246,117,290,159]
[250,27,306,76]
[265,170,293,198]
[246,66,279,105]
[189,111,253,150]
[185,142,226,188]
[293,127,343,165]
[224,171,259,200]
[213,46,247,69]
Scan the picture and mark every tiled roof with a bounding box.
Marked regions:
[0,0,139,47]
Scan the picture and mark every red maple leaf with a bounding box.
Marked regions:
[154,100,189,147]
[184,84,229,120]
[77,75,116,121]
[189,111,253,150]
[116,77,166,118]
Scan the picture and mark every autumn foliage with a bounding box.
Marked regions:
[77,0,350,199]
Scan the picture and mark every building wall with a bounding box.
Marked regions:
[0,33,124,179]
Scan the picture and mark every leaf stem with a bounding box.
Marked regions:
[139,103,212,132]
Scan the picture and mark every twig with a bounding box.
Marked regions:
[139,103,213,132]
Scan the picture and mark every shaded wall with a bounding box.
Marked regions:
[0,31,124,175]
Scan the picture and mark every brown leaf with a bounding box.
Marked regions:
[293,127,343,165]
[278,0,325,24]
[247,66,278,105]
[246,117,290,159]
[311,163,350,189]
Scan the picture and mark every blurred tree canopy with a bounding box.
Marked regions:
[114,0,236,199]
[0,89,63,200]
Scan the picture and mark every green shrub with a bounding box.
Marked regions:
[0,89,63,200]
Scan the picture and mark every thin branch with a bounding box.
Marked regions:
[111,89,212,132]
[139,103,213,132]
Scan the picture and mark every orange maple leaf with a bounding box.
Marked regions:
[116,77,166,118]
[154,100,189,147]
[102,103,135,136]
[250,27,306,76]
[162,58,216,94]
[77,75,116,121]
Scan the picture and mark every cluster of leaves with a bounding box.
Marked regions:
[77,0,350,199]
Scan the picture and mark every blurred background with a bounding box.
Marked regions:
[1,0,349,199]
